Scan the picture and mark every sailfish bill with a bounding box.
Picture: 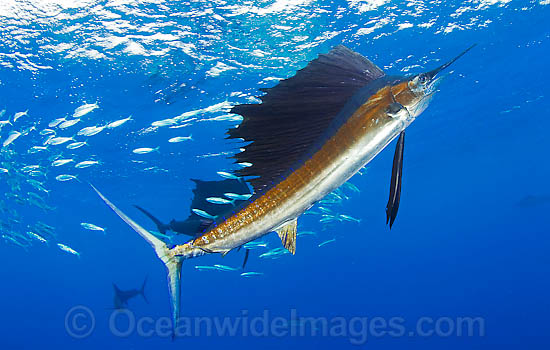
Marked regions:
[92,44,474,337]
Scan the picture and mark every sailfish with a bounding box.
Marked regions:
[91,44,474,337]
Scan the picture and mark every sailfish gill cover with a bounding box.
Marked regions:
[0,1,549,349]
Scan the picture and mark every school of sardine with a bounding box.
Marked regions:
[0,99,363,275]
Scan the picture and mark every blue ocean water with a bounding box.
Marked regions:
[1,0,550,348]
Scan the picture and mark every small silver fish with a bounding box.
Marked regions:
[36,222,55,232]
[48,118,65,128]
[58,118,81,129]
[80,222,106,233]
[106,116,132,129]
[75,160,100,169]
[47,136,74,145]
[27,231,48,244]
[3,131,21,147]
[318,207,333,214]
[29,183,49,195]
[213,264,238,272]
[343,182,361,193]
[66,141,87,149]
[194,265,220,271]
[27,179,43,186]
[168,135,193,143]
[10,231,30,243]
[259,248,289,259]
[39,129,56,136]
[133,147,159,154]
[42,135,55,145]
[319,216,340,223]
[357,166,369,176]
[55,174,78,182]
[77,125,105,136]
[243,241,268,249]
[206,197,234,205]
[240,272,264,277]
[22,165,40,172]
[339,214,361,223]
[20,125,36,137]
[169,123,192,129]
[217,171,239,180]
[28,146,48,154]
[0,168,8,174]
[191,208,217,220]
[2,235,28,251]
[297,231,317,237]
[13,110,28,122]
[57,243,80,258]
[27,191,45,201]
[152,118,177,127]
[224,193,252,201]
[51,158,74,167]
[319,198,341,205]
[29,170,46,178]
[73,103,98,118]
[318,239,336,247]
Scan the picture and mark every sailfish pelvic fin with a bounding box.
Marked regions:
[90,184,183,339]
[276,218,297,254]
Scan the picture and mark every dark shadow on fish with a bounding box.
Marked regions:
[134,205,203,237]
[113,277,148,310]
[135,178,253,265]
[386,131,404,229]
[134,178,251,237]
[134,205,171,235]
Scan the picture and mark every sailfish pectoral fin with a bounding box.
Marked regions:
[276,218,297,254]
[386,131,405,229]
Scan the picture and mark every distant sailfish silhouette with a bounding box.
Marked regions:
[134,178,254,268]
[92,44,475,337]
[113,277,148,309]
[134,178,252,237]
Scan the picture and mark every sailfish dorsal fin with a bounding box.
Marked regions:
[228,45,385,194]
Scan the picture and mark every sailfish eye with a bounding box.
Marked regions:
[418,74,429,85]
[418,74,428,85]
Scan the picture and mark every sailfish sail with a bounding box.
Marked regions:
[228,45,385,195]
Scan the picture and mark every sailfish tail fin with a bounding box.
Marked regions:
[90,184,183,339]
